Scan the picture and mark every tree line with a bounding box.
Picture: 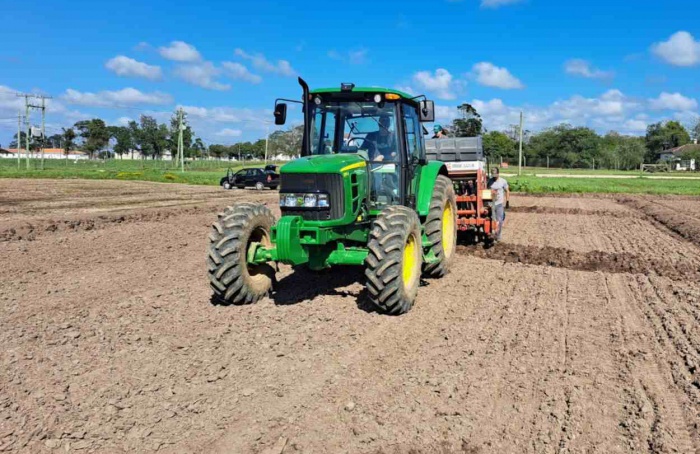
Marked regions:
[7,104,699,168]
[9,111,206,160]
[445,103,700,170]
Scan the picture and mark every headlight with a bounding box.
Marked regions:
[318,194,329,208]
[280,193,330,209]
[303,194,317,207]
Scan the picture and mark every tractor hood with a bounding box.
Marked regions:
[280,153,366,174]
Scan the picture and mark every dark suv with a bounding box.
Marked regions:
[220,167,280,190]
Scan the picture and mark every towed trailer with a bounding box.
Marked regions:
[426,137,500,245]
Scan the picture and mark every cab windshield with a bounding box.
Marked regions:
[309,100,401,207]
[309,101,399,163]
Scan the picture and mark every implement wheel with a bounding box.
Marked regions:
[365,206,423,315]
[207,203,275,305]
[423,175,457,278]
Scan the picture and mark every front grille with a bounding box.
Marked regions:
[280,173,344,220]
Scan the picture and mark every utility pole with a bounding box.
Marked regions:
[24,97,30,170]
[40,97,46,170]
[17,112,22,169]
[17,93,52,170]
[518,111,524,176]
[264,124,269,165]
[177,108,185,172]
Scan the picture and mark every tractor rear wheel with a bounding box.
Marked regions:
[423,175,457,278]
[365,206,422,315]
[207,203,276,305]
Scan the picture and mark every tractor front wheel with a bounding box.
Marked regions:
[365,206,423,315]
[207,203,276,305]
[423,175,457,278]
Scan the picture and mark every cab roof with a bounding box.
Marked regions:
[310,87,414,99]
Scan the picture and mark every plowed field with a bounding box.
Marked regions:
[1,180,699,454]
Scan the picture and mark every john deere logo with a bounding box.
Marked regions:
[296,197,303,205]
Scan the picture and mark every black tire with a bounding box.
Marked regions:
[423,175,457,278]
[270,186,278,191]
[255,182,264,191]
[222,181,232,190]
[207,203,276,305]
[365,206,422,315]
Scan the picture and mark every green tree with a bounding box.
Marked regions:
[9,131,39,150]
[268,125,303,157]
[482,131,516,162]
[645,121,691,162]
[191,138,205,158]
[689,117,700,143]
[135,116,169,159]
[528,124,601,168]
[109,126,134,158]
[450,103,483,137]
[208,144,228,159]
[74,119,110,159]
[62,127,76,158]
[45,134,62,148]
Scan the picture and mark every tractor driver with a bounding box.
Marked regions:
[362,116,396,162]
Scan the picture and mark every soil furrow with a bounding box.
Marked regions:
[458,243,700,281]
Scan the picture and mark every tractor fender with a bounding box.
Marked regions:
[415,161,449,217]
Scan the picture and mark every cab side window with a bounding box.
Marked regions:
[403,106,421,162]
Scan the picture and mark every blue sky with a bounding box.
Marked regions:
[1,0,699,146]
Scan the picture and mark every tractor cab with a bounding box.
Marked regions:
[274,80,435,213]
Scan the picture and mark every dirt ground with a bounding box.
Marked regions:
[1,179,700,454]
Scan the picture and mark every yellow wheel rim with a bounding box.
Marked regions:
[442,202,455,258]
[402,233,419,288]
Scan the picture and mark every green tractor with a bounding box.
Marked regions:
[207,78,457,314]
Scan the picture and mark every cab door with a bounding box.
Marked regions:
[401,103,423,209]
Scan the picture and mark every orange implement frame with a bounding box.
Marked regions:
[449,166,499,239]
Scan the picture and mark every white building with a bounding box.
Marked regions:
[0,148,88,160]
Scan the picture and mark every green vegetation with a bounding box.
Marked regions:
[449,106,700,171]
[2,158,698,195]
[509,175,700,196]
[0,158,281,186]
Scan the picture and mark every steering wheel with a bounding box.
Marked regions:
[346,137,368,148]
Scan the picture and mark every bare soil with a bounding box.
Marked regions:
[1,179,700,454]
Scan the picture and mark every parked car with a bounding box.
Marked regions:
[220,167,280,190]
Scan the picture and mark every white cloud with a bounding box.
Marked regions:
[413,68,461,100]
[216,128,243,137]
[395,85,416,96]
[328,48,368,65]
[173,62,230,91]
[457,89,646,134]
[61,88,173,107]
[105,56,162,80]
[623,119,648,132]
[221,61,262,84]
[472,62,524,89]
[651,31,700,66]
[134,42,151,51]
[159,41,202,62]
[115,117,133,126]
[481,0,525,8]
[234,48,296,76]
[564,59,614,80]
[648,92,698,111]
[179,105,269,125]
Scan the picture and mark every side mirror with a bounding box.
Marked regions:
[274,103,287,125]
[419,100,435,122]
